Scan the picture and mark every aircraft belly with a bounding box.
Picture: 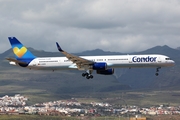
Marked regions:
[27,65,75,70]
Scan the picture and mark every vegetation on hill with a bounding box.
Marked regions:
[0,45,179,105]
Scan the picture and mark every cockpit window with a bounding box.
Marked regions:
[165,58,171,60]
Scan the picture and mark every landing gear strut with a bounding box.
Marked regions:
[155,67,161,76]
[82,71,93,79]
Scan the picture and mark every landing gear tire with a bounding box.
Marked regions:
[155,73,159,76]
[90,75,93,79]
[86,76,90,79]
[86,75,93,79]
[82,73,88,77]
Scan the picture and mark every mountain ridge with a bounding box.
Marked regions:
[0,45,179,94]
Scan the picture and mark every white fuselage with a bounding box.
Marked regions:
[22,54,174,71]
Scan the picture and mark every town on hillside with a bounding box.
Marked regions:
[0,94,180,118]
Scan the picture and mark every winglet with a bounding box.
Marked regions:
[56,42,64,52]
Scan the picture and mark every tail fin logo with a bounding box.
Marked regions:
[13,46,27,58]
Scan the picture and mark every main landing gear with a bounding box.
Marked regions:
[155,67,161,76]
[82,72,93,79]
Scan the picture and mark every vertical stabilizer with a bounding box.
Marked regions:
[8,37,36,63]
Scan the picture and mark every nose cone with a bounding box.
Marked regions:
[170,60,175,66]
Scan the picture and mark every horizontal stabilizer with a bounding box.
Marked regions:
[6,58,28,65]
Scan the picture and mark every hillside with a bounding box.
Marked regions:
[118,45,180,89]
[0,45,180,104]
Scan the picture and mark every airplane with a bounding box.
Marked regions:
[7,37,175,79]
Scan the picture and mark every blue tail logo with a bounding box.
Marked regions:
[8,37,36,62]
[13,46,27,58]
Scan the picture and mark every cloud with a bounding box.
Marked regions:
[0,0,180,54]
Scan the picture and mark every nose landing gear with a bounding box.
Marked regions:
[155,67,161,76]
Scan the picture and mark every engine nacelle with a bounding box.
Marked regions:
[91,62,107,70]
[96,68,114,75]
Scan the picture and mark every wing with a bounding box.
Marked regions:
[56,42,94,70]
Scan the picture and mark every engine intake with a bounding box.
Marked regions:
[96,68,114,75]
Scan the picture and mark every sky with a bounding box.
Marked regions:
[0,0,180,54]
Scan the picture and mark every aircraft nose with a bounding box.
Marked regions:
[171,60,175,66]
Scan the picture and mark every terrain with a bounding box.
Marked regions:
[0,115,180,120]
[0,45,179,106]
